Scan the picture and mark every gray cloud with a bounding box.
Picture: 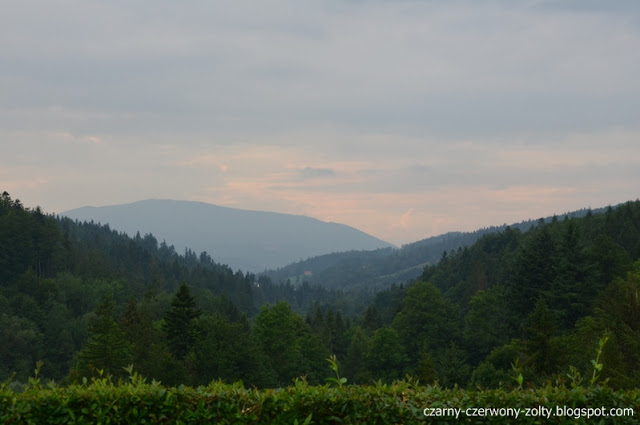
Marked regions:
[534,0,640,13]
[2,0,640,244]
[3,0,639,140]
[297,167,337,179]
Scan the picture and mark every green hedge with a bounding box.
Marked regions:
[1,378,638,424]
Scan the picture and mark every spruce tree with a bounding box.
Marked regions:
[76,296,131,378]
[163,283,201,359]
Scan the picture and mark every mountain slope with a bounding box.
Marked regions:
[265,205,614,289]
[62,199,394,272]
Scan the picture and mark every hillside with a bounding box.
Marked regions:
[62,199,394,272]
[359,200,640,389]
[0,191,353,382]
[266,206,609,289]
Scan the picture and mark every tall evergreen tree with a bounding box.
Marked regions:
[551,220,588,326]
[343,326,370,384]
[163,283,201,360]
[521,299,562,376]
[511,227,558,317]
[436,342,471,388]
[76,296,131,378]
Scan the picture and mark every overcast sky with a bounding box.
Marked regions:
[2,0,640,245]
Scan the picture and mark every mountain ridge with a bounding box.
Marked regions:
[62,199,395,272]
[264,203,616,289]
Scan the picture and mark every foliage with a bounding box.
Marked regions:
[2,191,640,390]
[366,327,408,384]
[325,355,347,387]
[74,296,131,379]
[1,376,639,425]
[590,334,609,386]
[253,302,329,387]
[436,342,471,388]
[392,281,459,364]
[193,314,269,387]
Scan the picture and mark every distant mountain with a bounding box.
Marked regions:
[62,200,394,272]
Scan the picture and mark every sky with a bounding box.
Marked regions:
[2,0,640,246]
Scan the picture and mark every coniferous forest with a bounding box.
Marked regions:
[1,190,640,392]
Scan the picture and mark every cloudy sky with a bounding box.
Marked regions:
[2,0,640,246]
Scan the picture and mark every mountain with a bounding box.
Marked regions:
[61,199,394,272]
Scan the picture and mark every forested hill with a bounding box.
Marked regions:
[265,205,609,289]
[2,190,640,391]
[0,191,350,382]
[362,200,640,389]
[0,192,342,314]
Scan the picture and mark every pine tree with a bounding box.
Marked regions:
[436,342,471,388]
[343,327,370,384]
[163,283,201,360]
[521,299,561,376]
[551,220,588,326]
[76,296,131,378]
[511,226,558,317]
[119,299,156,373]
